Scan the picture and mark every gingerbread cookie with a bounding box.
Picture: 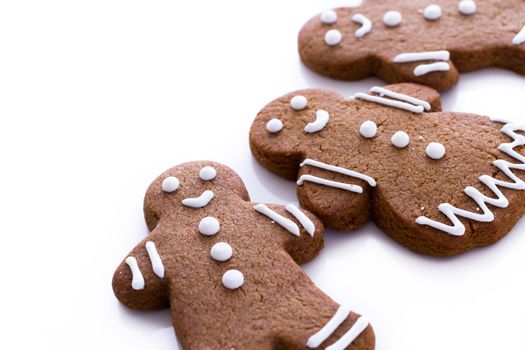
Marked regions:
[250,83,525,256]
[112,161,375,349]
[298,0,525,91]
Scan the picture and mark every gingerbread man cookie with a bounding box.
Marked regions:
[299,0,525,91]
[250,83,525,256]
[112,161,375,349]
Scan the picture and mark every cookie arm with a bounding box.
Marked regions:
[253,203,324,264]
[112,237,169,310]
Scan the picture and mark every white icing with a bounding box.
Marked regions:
[305,110,330,133]
[145,241,165,278]
[266,118,283,133]
[222,269,244,289]
[300,159,376,187]
[391,131,410,148]
[423,4,442,21]
[254,204,300,236]
[162,176,180,193]
[285,203,315,236]
[182,190,214,208]
[125,256,145,290]
[416,124,525,236]
[426,142,446,160]
[320,10,337,24]
[370,86,431,111]
[354,93,424,113]
[210,242,233,262]
[458,0,476,15]
[199,216,220,236]
[359,120,377,139]
[325,29,342,46]
[383,10,402,27]
[307,306,351,348]
[291,95,308,110]
[352,14,372,38]
[414,62,450,76]
[325,316,370,350]
[513,24,525,45]
[393,50,450,63]
[297,174,363,193]
[199,166,217,181]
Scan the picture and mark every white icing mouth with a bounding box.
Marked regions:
[352,14,372,38]
[304,110,330,134]
[181,190,214,208]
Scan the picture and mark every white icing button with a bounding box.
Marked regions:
[458,0,476,15]
[383,10,402,27]
[320,10,337,24]
[426,142,446,160]
[222,269,244,289]
[423,4,442,21]
[199,216,220,236]
[210,242,233,262]
[290,95,308,110]
[161,176,180,193]
[199,166,217,181]
[359,120,377,139]
[266,118,283,133]
[324,29,342,46]
[391,131,410,148]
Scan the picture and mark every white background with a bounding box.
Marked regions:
[1,1,525,349]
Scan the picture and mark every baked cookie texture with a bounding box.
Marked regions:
[113,161,375,350]
[250,83,525,256]
[298,0,525,91]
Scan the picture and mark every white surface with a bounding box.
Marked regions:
[1,1,525,349]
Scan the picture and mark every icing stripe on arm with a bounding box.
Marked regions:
[301,159,376,187]
[297,174,363,193]
[414,62,450,76]
[326,316,370,350]
[354,92,424,113]
[369,86,430,111]
[145,241,165,278]
[416,123,525,236]
[513,24,525,45]
[125,256,145,290]
[393,50,450,63]
[254,204,300,236]
[285,204,315,236]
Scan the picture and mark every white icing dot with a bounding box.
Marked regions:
[222,269,244,289]
[161,176,180,193]
[210,242,233,262]
[199,166,217,181]
[391,131,410,148]
[290,95,308,110]
[426,142,446,160]
[359,120,377,139]
[458,0,476,15]
[383,10,402,27]
[320,10,337,24]
[266,118,283,133]
[423,4,442,21]
[199,216,220,236]
[324,29,342,46]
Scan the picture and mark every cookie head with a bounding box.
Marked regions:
[143,161,249,230]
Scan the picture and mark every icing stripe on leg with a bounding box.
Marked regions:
[307,306,350,348]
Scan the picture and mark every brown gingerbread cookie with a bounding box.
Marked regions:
[298,0,525,91]
[112,161,375,349]
[249,83,525,256]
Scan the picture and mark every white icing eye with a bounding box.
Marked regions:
[222,269,244,289]
[423,4,441,21]
[199,216,220,236]
[266,118,283,133]
[161,176,180,193]
[391,131,410,148]
[458,0,476,15]
[290,95,308,110]
[383,11,402,27]
[199,166,217,181]
[210,242,233,262]
[426,142,446,160]
[320,10,337,24]
[359,120,377,139]
[324,29,342,46]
